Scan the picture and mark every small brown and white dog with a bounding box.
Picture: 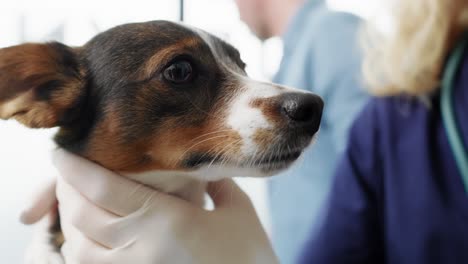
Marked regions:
[0,21,323,263]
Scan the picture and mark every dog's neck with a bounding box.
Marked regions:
[123,171,207,206]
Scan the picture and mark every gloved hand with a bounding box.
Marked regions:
[48,150,278,264]
[20,177,57,225]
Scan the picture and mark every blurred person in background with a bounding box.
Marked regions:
[233,0,367,262]
[301,0,468,262]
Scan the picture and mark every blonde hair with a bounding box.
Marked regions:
[363,0,468,96]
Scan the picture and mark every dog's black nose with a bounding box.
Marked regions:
[280,93,324,134]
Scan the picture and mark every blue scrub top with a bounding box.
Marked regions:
[269,1,368,263]
[300,48,468,263]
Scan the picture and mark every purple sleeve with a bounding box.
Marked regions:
[298,100,384,263]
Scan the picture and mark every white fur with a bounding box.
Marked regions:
[226,78,308,158]
[226,82,276,156]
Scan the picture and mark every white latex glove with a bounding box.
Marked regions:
[20,177,57,225]
[51,150,278,264]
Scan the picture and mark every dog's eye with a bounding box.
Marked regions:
[163,61,193,84]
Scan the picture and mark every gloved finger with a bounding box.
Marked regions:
[52,149,155,217]
[61,221,112,264]
[57,177,134,249]
[20,177,58,225]
[207,179,252,209]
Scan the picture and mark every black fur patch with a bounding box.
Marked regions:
[35,80,64,101]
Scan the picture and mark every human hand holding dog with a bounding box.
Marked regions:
[49,150,278,264]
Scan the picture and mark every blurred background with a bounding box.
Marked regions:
[0,0,386,262]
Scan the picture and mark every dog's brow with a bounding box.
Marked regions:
[140,37,204,80]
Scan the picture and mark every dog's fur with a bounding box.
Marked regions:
[0,21,323,263]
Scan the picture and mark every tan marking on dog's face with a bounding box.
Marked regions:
[251,128,277,152]
[140,37,204,80]
[250,96,283,125]
[83,104,243,173]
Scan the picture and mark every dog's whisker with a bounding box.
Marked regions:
[194,140,232,169]
[177,135,231,162]
[206,140,237,170]
[188,129,233,143]
[208,139,242,169]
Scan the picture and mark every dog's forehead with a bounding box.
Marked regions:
[86,21,237,58]
[83,21,199,61]
[82,21,243,80]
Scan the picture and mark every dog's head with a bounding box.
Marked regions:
[0,21,322,180]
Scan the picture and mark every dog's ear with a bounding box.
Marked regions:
[0,42,84,128]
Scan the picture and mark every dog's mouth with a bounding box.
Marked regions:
[183,149,303,171]
[247,150,302,172]
[254,151,302,165]
[182,134,316,173]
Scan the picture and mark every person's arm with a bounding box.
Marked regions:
[33,150,278,264]
[299,100,384,263]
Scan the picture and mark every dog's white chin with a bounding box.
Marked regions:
[191,164,274,180]
[124,164,282,203]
